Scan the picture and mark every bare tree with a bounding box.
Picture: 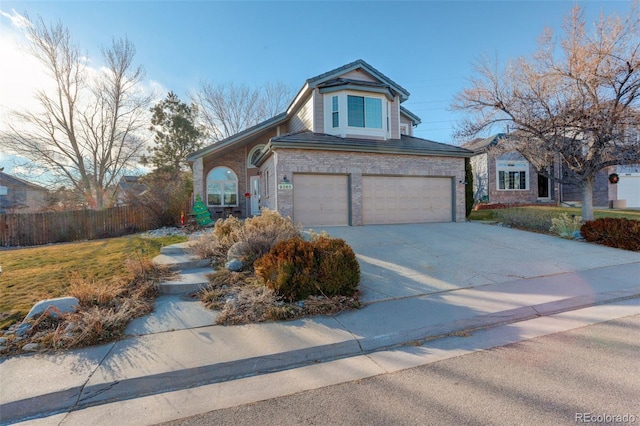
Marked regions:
[1,16,151,209]
[193,81,293,142]
[452,4,640,220]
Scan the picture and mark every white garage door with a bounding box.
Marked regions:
[293,174,349,226]
[618,175,640,208]
[362,176,452,225]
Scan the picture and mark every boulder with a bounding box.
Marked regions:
[24,297,79,322]
[17,297,79,336]
[225,259,244,272]
[227,241,252,262]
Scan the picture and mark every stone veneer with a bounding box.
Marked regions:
[270,148,467,225]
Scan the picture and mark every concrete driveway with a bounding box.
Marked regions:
[317,222,640,304]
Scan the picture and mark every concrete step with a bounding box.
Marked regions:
[125,295,219,335]
[160,242,193,256]
[157,267,215,295]
[153,253,211,271]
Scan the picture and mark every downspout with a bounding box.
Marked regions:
[245,145,248,217]
[274,150,278,212]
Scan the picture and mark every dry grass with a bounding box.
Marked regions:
[199,270,360,326]
[0,234,184,355]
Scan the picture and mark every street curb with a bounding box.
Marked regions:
[2,289,639,425]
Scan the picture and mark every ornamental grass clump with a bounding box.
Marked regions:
[550,213,582,239]
[188,209,301,268]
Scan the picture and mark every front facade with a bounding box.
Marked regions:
[464,134,640,208]
[188,60,472,226]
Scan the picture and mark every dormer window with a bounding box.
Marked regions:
[324,91,389,139]
[347,95,382,129]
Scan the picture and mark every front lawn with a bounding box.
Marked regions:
[469,206,640,223]
[0,234,187,330]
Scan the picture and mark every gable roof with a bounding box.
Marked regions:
[461,133,506,153]
[188,60,423,162]
[254,131,472,166]
[0,171,48,192]
[306,59,410,102]
[187,112,288,162]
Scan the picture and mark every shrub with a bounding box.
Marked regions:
[254,237,360,301]
[580,218,640,251]
[493,208,555,232]
[188,209,301,267]
[549,213,582,239]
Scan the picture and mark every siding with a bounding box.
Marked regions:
[340,69,378,82]
[289,96,313,133]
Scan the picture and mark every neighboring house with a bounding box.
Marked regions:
[187,60,473,226]
[114,176,148,206]
[0,171,49,213]
[463,134,640,208]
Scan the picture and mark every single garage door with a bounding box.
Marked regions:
[293,174,349,226]
[618,175,640,208]
[362,176,452,225]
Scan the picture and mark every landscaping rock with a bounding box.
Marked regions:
[16,297,80,337]
[22,343,40,352]
[24,297,79,322]
[227,241,252,262]
[15,323,32,337]
[225,259,244,272]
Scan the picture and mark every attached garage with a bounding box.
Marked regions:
[293,174,349,226]
[618,175,640,208]
[362,176,453,225]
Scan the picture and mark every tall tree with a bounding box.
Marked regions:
[452,4,640,220]
[145,91,205,175]
[193,81,292,142]
[1,16,150,209]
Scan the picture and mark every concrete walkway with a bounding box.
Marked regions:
[1,223,640,425]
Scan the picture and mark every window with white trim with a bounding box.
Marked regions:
[206,167,238,206]
[247,145,265,168]
[497,160,529,190]
[332,96,339,128]
[347,95,382,128]
[0,185,7,196]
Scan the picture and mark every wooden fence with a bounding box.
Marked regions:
[0,206,159,247]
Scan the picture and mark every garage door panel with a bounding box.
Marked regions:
[363,176,452,225]
[293,174,349,226]
[618,176,640,208]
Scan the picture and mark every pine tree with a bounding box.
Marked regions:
[191,194,213,226]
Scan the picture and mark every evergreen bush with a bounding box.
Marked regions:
[580,218,640,251]
[254,237,360,301]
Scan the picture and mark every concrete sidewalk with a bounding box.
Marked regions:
[2,223,640,424]
[2,262,639,425]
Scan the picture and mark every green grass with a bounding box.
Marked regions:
[468,206,640,222]
[0,234,187,330]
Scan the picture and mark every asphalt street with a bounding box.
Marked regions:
[158,314,640,426]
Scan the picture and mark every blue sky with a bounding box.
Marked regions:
[0,0,636,177]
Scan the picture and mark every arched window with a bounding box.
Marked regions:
[206,167,238,207]
[247,144,265,168]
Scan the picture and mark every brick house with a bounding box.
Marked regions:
[463,134,640,208]
[187,60,473,226]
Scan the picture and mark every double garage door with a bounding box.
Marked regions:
[293,174,452,226]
